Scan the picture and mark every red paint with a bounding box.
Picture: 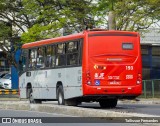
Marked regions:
[22,30,142,98]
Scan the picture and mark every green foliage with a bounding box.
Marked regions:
[0,22,11,39]
[21,0,94,43]
[21,24,61,43]
[93,0,160,31]
[0,0,159,67]
[0,0,160,43]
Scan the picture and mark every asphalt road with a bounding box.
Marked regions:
[78,102,160,116]
[0,109,70,117]
[41,100,160,116]
[0,109,149,126]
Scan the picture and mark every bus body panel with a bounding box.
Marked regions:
[19,73,27,98]
[19,67,82,99]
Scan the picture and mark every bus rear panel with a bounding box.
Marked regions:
[82,31,142,99]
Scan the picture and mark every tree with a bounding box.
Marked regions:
[20,0,95,43]
[0,0,96,67]
[0,0,160,43]
[0,0,159,67]
[95,0,160,31]
[0,0,32,35]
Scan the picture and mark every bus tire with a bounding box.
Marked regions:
[57,86,65,105]
[29,89,35,103]
[29,89,42,104]
[99,99,118,108]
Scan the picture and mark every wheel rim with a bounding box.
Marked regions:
[30,93,34,103]
[58,92,63,105]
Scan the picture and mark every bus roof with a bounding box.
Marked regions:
[22,32,84,49]
[88,30,139,37]
[22,30,139,49]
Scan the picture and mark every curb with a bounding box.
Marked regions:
[0,102,159,118]
[0,98,160,104]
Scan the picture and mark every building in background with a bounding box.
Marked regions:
[141,28,160,80]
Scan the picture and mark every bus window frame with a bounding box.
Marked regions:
[24,38,83,71]
[55,43,66,67]
[78,39,83,65]
[28,48,37,69]
[19,49,28,74]
[36,46,46,68]
[66,40,79,66]
[46,45,56,68]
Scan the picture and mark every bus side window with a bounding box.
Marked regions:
[56,43,66,66]
[67,41,78,66]
[37,47,45,68]
[67,53,78,65]
[46,45,56,67]
[28,50,31,68]
[57,43,65,54]
[19,49,27,73]
[29,49,37,68]
[46,46,52,67]
[67,41,78,53]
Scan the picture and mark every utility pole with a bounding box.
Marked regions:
[108,0,116,30]
[108,11,116,30]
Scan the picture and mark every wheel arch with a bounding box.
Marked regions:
[56,81,63,98]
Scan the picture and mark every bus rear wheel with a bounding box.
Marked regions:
[99,99,118,108]
[57,86,65,105]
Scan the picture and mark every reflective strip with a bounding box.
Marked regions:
[5,90,9,94]
[12,90,18,94]
[0,90,18,95]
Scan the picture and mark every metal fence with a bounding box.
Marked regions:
[141,79,160,98]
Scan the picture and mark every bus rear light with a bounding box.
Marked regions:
[137,80,141,84]
[137,73,142,84]
[138,73,141,77]
[87,81,91,85]
[86,71,92,85]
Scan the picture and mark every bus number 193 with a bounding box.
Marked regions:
[126,66,133,70]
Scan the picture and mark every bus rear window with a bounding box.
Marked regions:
[122,43,133,50]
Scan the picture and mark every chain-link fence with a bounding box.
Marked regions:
[141,79,160,98]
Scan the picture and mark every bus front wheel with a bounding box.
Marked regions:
[57,86,65,105]
[99,99,118,108]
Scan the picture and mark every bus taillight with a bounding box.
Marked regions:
[137,73,142,84]
[86,71,92,85]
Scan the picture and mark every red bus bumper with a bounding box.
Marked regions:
[83,84,142,97]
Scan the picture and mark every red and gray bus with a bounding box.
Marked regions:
[19,30,142,108]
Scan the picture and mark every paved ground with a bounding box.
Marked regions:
[0,97,160,104]
[0,98,159,126]
[118,98,160,105]
[0,97,160,108]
